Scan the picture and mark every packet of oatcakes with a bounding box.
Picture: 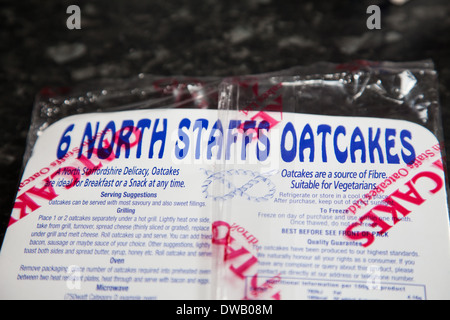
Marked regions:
[1,61,449,300]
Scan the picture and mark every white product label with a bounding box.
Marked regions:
[1,109,449,300]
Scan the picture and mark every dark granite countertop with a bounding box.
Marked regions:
[1,0,450,246]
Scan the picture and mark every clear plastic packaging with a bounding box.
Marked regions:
[25,75,222,166]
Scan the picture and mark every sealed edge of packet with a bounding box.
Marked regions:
[26,60,444,171]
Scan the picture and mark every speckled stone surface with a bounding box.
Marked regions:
[1,0,450,245]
